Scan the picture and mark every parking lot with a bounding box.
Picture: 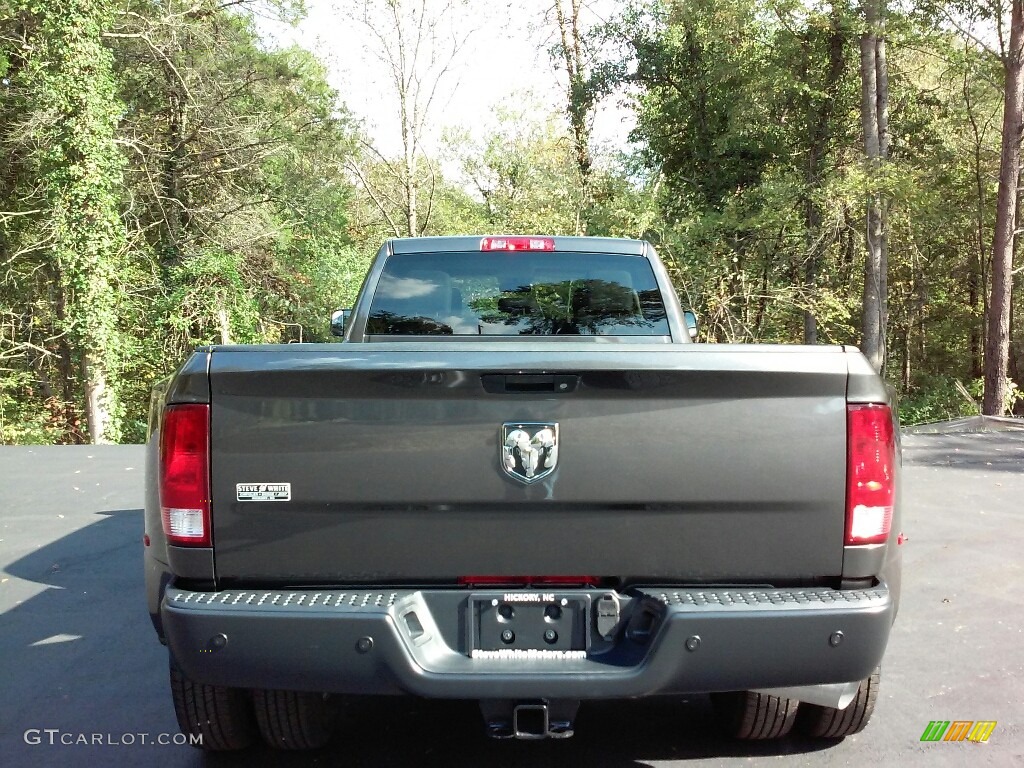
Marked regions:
[1,430,1021,766]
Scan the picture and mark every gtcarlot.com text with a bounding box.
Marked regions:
[24,729,201,747]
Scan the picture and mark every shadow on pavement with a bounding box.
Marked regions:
[1,508,838,766]
[201,696,836,767]
[0,508,189,766]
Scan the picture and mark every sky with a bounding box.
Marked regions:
[255,0,635,162]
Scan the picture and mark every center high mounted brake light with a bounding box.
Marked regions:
[480,236,556,252]
[160,404,211,547]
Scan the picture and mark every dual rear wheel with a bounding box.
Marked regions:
[170,652,880,750]
[798,668,880,739]
[713,668,881,741]
[169,657,334,751]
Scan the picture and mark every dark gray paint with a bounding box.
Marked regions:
[162,585,892,699]
[164,350,210,404]
[842,347,892,403]
[206,345,854,584]
[140,237,903,718]
[165,546,214,583]
[143,430,168,636]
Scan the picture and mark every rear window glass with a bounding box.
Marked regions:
[365,251,670,336]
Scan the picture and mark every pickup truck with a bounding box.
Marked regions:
[144,235,902,751]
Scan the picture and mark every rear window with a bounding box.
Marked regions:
[365,251,670,336]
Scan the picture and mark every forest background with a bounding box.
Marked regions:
[2,0,1023,444]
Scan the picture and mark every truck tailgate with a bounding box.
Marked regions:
[208,344,851,584]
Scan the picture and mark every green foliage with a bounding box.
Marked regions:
[895,374,1019,426]
[898,375,980,425]
[1,0,1022,441]
[628,0,792,213]
[110,5,364,427]
[1,0,364,442]
[607,0,1018,403]
[1,0,130,442]
[445,107,582,235]
[0,370,64,444]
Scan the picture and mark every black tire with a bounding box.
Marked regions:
[712,690,800,740]
[169,658,257,751]
[253,688,334,750]
[799,668,880,739]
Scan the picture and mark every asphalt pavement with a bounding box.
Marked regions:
[0,432,1021,767]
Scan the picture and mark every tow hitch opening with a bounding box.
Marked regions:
[480,699,579,740]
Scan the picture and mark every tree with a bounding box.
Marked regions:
[2,0,129,443]
[859,0,891,372]
[447,105,581,234]
[348,0,470,238]
[921,0,1023,413]
[620,0,856,343]
[4,0,1023,440]
[799,4,848,344]
[546,0,617,235]
[1,0,361,442]
[985,0,1023,415]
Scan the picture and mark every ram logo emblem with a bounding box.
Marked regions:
[501,423,559,484]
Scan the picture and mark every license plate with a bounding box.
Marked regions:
[470,592,589,655]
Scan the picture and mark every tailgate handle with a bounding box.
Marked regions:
[481,374,579,394]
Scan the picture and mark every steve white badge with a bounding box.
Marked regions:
[501,423,558,484]
[237,483,291,502]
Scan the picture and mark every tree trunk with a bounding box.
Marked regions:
[408,167,418,237]
[859,0,889,373]
[82,354,110,444]
[41,0,127,444]
[1010,287,1020,407]
[404,102,418,237]
[985,0,1024,415]
[901,323,911,390]
[876,12,890,363]
[803,243,818,344]
[965,66,988,378]
[969,262,983,378]
[349,1,465,239]
[55,325,83,442]
[554,0,593,236]
[161,87,187,264]
[860,19,882,368]
[803,5,846,344]
[802,29,819,346]
[217,307,232,345]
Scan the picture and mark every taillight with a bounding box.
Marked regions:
[160,404,211,547]
[480,236,556,252]
[846,404,895,545]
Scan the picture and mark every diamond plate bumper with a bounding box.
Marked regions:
[162,585,893,698]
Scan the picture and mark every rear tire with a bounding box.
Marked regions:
[712,690,800,740]
[169,658,256,751]
[253,689,334,750]
[799,668,880,739]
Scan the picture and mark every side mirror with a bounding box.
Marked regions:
[330,309,351,338]
[683,310,699,340]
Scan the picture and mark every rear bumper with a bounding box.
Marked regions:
[161,585,893,699]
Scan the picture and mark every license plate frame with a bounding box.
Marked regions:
[469,592,590,655]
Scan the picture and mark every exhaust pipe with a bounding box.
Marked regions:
[480,699,578,740]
